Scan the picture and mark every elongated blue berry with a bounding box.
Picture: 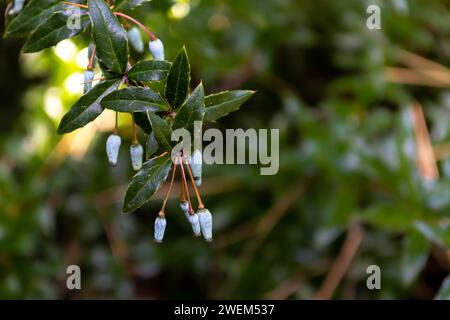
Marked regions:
[149,38,165,60]
[9,0,25,15]
[154,215,167,243]
[106,133,121,166]
[83,70,95,93]
[197,208,213,241]
[188,213,201,237]
[128,27,144,53]
[180,200,189,219]
[130,143,144,171]
[190,149,202,186]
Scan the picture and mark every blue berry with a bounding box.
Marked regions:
[154,215,167,243]
[180,200,190,219]
[83,70,95,94]
[106,133,121,166]
[130,143,144,171]
[128,27,144,53]
[190,149,202,186]
[9,0,25,15]
[149,38,165,60]
[197,208,213,242]
[188,213,201,237]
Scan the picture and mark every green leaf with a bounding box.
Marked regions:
[204,90,255,122]
[146,111,173,150]
[400,231,430,286]
[146,132,160,159]
[115,0,150,11]
[88,0,128,75]
[173,82,204,136]
[101,87,168,112]
[22,12,90,53]
[123,154,172,213]
[58,80,120,134]
[128,60,171,82]
[133,112,152,134]
[5,0,70,37]
[435,276,450,300]
[165,47,190,109]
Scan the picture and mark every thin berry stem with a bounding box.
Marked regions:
[114,12,157,41]
[87,45,96,70]
[131,115,137,144]
[161,163,177,213]
[114,112,119,134]
[179,160,193,213]
[180,178,186,202]
[184,161,204,209]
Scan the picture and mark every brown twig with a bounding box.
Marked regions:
[315,222,364,300]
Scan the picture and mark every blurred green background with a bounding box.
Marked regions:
[0,0,449,299]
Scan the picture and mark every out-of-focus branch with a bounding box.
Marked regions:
[410,101,439,182]
[384,67,450,87]
[395,49,450,73]
[315,222,364,300]
[264,273,304,300]
[239,183,304,263]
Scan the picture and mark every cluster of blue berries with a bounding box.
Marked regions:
[154,153,212,243]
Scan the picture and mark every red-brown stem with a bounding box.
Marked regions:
[131,115,137,144]
[184,161,204,209]
[114,112,119,134]
[180,177,186,202]
[179,161,193,213]
[114,12,157,41]
[62,2,157,41]
[161,163,177,213]
[87,45,96,70]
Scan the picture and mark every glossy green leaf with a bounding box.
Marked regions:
[101,87,168,112]
[133,112,152,134]
[146,111,173,150]
[204,90,255,122]
[173,82,204,136]
[88,0,128,74]
[434,276,450,300]
[58,80,120,134]
[400,231,430,286]
[123,154,172,213]
[165,47,190,109]
[146,132,160,159]
[5,0,70,37]
[22,12,90,53]
[128,60,171,82]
